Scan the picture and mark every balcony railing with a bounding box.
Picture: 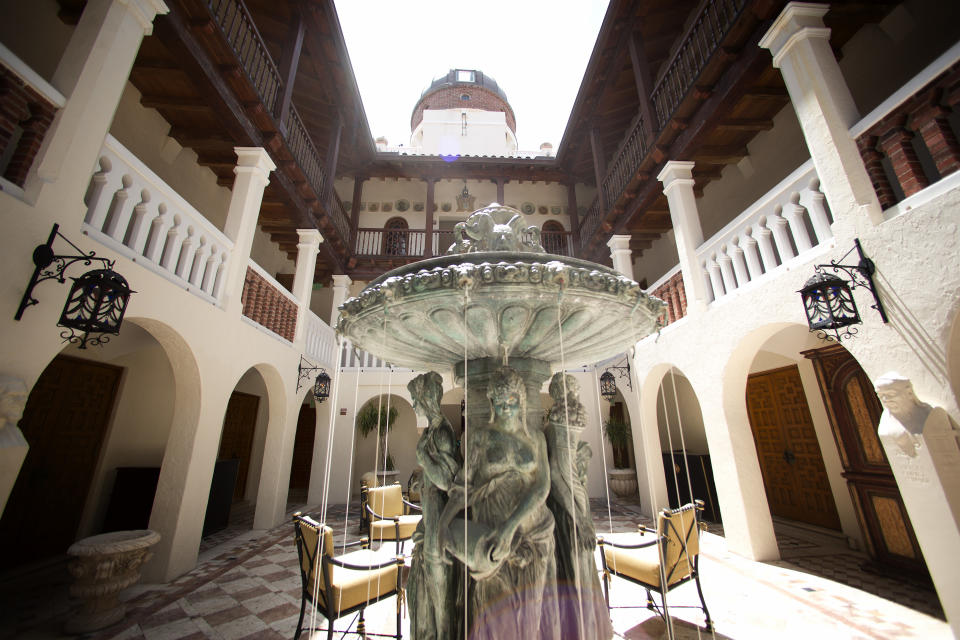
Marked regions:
[601,113,649,213]
[648,265,685,325]
[695,160,831,303]
[339,339,411,370]
[83,135,233,305]
[650,0,747,130]
[355,228,426,257]
[851,43,960,213]
[205,0,350,247]
[0,42,64,190]
[242,260,298,342]
[578,197,602,250]
[304,310,337,369]
[541,230,574,256]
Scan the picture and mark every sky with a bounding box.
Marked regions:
[333,0,610,152]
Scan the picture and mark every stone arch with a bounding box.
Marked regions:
[351,393,418,495]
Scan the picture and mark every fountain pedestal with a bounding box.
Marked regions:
[65,529,160,633]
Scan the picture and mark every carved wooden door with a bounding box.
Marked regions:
[746,365,841,529]
[803,344,927,577]
[217,391,259,502]
[288,405,316,490]
[0,355,122,568]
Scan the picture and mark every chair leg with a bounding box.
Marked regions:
[695,573,713,631]
[645,588,654,611]
[358,608,367,639]
[602,570,611,608]
[294,597,306,640]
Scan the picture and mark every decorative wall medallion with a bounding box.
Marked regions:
[344,201,353,212]
[368,202,378,212]
[359,202,367,211]
[396,199,410,212]
[414,202,424,212]
[382,202,393,212]
[551,206,561,215]
[441,202,452,212]
[538,205,548,215]
[521,202,535,215]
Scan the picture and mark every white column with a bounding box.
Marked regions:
[657,161,708,314]
[606,235,634,279]
[759,3,883,227]
[221,148,276,314]
[875,374,960,637]
[292,229,323,343]
[330,274,353,326]
[30,0,168,202]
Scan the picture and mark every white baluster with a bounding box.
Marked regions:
[159,214,185,271]
[211,260,227,302]
[805,177,833,244]
[718,245,738,294]
[702,267,715,304]
[84,155,113,224]
[707,256,725,300]
[104,180,142,241]
[782,192,813,253]
[741,229,763,279]
[99,174,133,235]
[143,204,170,263]
[175,227,198,280]
[124,189,155,253]
[730,237,750,286]
[189,237,210,286]
[768,206,795,262]
[755,217,778,272]
[202,247,222,294]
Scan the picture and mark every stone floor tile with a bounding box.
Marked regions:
[203,604,253,627]
[213,614,268,640]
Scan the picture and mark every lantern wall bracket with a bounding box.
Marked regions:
[297,355,331,403]
[14,223,116,321]
[813,238,888,324]
[602,354,633,393]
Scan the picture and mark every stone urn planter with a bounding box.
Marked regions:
[66,529,160,633]
[376,469,400,486]
[608,468,638,499]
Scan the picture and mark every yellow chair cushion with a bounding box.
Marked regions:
[367,484,403,517]
[327,549,399,615]
[370,514,421,541]
[603,543,670,588]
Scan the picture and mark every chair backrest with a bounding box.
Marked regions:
[293,514,334,601]
[366,483,403,518]
[657,502,701,585]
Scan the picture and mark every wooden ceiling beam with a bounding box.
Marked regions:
[139,94,211,112]
[717,118,774,131]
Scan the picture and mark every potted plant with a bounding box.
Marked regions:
[604,418,638,498]
[356,402,399,479]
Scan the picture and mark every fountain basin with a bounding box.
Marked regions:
[338,252,665,371]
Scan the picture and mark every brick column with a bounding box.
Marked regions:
[911,98,960,179]
[878,122,929,198]
[760,3,883,226]
[856,135,897,209]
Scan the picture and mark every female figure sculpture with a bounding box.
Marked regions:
[545,373,613,638]
[406,372,462,640]
[439,366,559,639]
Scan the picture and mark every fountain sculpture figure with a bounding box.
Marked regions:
[338,204,664,639]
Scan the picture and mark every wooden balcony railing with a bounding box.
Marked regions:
[355,228,426,257]
[205,0,350,246]
[853,55,960,210]
[579,197,603,249]
[601,112,650,214]
[650,0,747,130]
[541,230,574,256]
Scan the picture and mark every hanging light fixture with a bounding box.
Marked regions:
[599,353,632,401]
[599,370,617,401]
[297,355,331,403]
[799,238,888,342]
[15,223,134,348]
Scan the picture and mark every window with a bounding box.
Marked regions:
[456,70,475,82]
[460,93,471,101]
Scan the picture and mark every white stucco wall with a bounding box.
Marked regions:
[0,0,73,82]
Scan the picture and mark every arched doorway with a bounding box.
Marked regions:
[384,217,409,256]
[541,220,566,255]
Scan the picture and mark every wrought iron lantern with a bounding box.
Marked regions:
[799,238,887,342]
[15,223,134,348]
[297,356,331,403]
[599,370,617,401]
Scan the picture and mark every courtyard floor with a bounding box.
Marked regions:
[0,496,949,640]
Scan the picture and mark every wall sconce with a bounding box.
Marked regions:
[599,354,632,401]
[15,223,134,349]
[297,355,331,403]
[798,238,888,342]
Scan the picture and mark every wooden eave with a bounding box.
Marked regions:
[357,154,574,184]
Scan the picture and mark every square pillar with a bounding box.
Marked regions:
[292,229,323,343]
[29,0,169,204]
[760,3,883,227]
[330,274,352,327]
[606,235,633,279]
[657,161,708,314]
[221,148,276,314]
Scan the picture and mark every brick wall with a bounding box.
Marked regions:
[411,85,516,133]
[241,267,298,341]
[651,271,687,326]
[0,65,58,187]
